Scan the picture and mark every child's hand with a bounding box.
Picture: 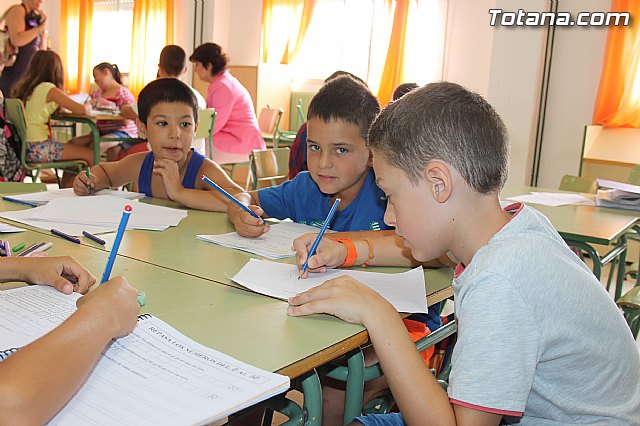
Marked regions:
[20,256,96,294]
[293,234,347,278]
[287,275,392,326]
[76,276,139,338]
[73,170,95,196]
[227,203,269,237]
[153,159,182,201]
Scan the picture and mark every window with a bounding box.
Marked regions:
[90,0,134,73]
[286,0,447,86]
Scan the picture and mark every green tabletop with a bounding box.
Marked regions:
[501,185,639,245]
[0,229,367,378]
[0,197,453,306]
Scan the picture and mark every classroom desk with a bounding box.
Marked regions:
[0,197,454,307]
[0,229,369,424]
[0,198,454,424]
[501,185,639,300]
[52,112,139,165]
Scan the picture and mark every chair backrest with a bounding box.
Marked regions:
[628,165,640,186]
[257,107,282,133]
[3,98,28,164]
[559,174,597,194]
[250,147,290,189]
[295,99,305,130]
[195,108,216,159]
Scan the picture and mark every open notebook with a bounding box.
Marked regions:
[0,286,290,425]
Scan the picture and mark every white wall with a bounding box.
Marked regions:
[536,0,609,188]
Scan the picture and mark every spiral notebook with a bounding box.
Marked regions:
[0,286,290,425]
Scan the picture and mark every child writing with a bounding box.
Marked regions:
[229,75,448,425]
[289,82,640,425]
[11,50,94,187]
[0,256,139,425]
[73,78,244,212]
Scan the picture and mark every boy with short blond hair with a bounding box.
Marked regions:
[289,82,640,425]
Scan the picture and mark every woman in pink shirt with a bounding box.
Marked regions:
[189,43,265,164]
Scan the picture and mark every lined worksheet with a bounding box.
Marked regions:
[0,286,289,425]
[231,259,428,313]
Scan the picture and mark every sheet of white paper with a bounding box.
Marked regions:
[231,259,428,313]
[197,222,327,259]
[68,93,89,104]
[1,209,117,236]
[0,286,289,426]
[7,188,144,205]
[0,196,187,234]
[0,223,25,233]
[506,192,594,206]
[0,286,81,349]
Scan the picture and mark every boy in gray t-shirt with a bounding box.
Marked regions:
[287,82,640,425]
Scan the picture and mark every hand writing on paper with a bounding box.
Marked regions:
[153,159,182,201]
[287,275,392,326]
[19,256,96,294]
[76,276,139,338]
[73,170,95,196]
[293,233,347,279]
[227,202,269,238]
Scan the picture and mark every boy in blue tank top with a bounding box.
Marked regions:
[73,78,243,212]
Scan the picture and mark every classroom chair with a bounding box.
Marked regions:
[4,98,87,187]
[197,108,216,161]
[249,148,290,190]
[559,174,597,194]
[616,286,640,338]
[277,99,305,148]
[258,106,284,148]
[306,320,457,424]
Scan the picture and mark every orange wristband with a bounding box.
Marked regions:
[361,238,374,268]
[333,238,357,268]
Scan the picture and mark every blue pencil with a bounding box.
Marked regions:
[300,197,341,275]
[2,196,37,208]
[201,175,266,224]
[100,205,132,284]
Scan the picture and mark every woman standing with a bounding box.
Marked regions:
[189,43,265,164]
[0,0,47,96]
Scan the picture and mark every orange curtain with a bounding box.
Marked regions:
[60,0,93,94]
[376,0,410,107]
[593,0,640,127]
[261,0,315,64]
[129,0,175,96]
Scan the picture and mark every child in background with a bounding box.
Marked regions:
[11,50,94,187]
[121,45,207,155]
[75,62,139,161]
[289,82,640,425]
[0,256,139,425]
[74,78,244,212]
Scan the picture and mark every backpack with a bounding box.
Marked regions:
[0,100,25,182]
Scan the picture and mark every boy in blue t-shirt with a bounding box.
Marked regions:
[228,75,388,236]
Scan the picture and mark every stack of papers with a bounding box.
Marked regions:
[596,178,640,211]
[197,222,327,259]
[4,188,144,206]
[505,192,594,206]
[231,259,428,313]
[0,195,187,235]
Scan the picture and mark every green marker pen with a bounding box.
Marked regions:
[11,243,25,253]
[85,167,91,192]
